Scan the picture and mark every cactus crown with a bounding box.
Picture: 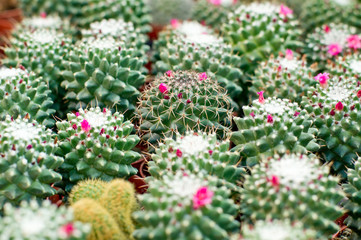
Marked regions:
[22,14,64,30]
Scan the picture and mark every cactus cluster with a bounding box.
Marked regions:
[328,53,361,78]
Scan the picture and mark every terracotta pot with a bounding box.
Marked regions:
[128,175,148,194]
[0,8,22,57]
[147,24,165,41]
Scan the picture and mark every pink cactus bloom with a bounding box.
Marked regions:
[357,90,361,98]
[60,223,75,237]
[250,112,255,118]
[257,91,265,104]
[208,150,213,155]
[103,108,107,113]
[159,83,168,94]
[294,111,300,117]
[208,0,221,5]
[199,72,207,81]
[81,120,91,132]
[170,19,179,29]
[285,49,293,60]
[166,70,174,77]
[267,114,274,124]
[40,12,47,18]
[176,149,182,157]
[72,124,77,130]
[178,92,183,99]
[193,186,214,210]
[75,112,80,117]
[347,35,361,50]
[324,25,331,33]
[279,4,293,16]
[335,101,344,111]
[327,43,342,56]
[268,175,280,187]
[314,72,330,88]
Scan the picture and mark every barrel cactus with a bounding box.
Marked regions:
[327,53,361,78]
[231,96,319,167]
[133,171,240,240]
[221,2,302,73]
[56,107,140,192]
[21,13,71,32]
[301,74,361,177]
[137,70,233,147]
[18,0,66,16]
[0,200,90,240]
[0,116,63,206]
[241,152,344,238]
[0,67,55,127]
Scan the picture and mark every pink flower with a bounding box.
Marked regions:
[187,99,191,104]
[257,91,265,104]
[335,101,344,111]
[294,111,300,117]
[26,144,32,150]
[72,124,77,130]
[267,114,273,124]
[164,95,170,100]
[81,120,91,132]
[60,223,75,237]
[279,4,293,16]
[347,35,361,50]
[285,49,293,60]
[159,83,168,94]
[166,70,174,77]
[199,72,207,81]
[324,25,330,33]
[193,186,214,210]
[208,0,221,5]
[208,150,213,155]
[327,43,342,56]
[314,72,329,88]
[176,149,182,157]
[103,108,107,113]
[250,112,255,118]
[177,93,183,99]
[268,175,280,187]
[40,12,47,18]
[357,90,361,98]
[75,112,80,117]
[170,19,179,28]
[100,128,105,135]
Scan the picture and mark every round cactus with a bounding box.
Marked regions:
[56,107,140,192]
[231,96,319,167]
[249,50,317,104]
[69,179,107,205]
[20,13,71,32]
[149,131,245,192]
[0,67,55,127]
[0,116,63,206]
[343,157,361,239]
[0,200,90,240]
[137,70,233,147]
[301,74,361,177]
[221,2,302,73]
[18,0,66,16]
[241,152,345,238]
[133,171,240,240]
[61,37,146,118]
[327,53,361,78]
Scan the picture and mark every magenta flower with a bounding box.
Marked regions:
[193,186,214,210]
[267,114,274,124]
[159,83,168,94]
[294,111,300,117]
[166,70,174,77]
[176,149,182,157]
[314,72,329,88]
[187,99,191,104]
[75,112,80,117]
[100,128,105,135]
[335,101,344,111]
[103,108,107,113]
[268,175,280,187]
[347,35,361,50]
[199,72,207,81]
[285,49,293,60]
[164,95,170,100]
[208,0,221,5]
[249,112,255,118]
[327,43,342,56]
[357,90,361,98]
[59,223,75,237]
[324,25,331,33]
[170,19,179,29]
[177,92,183,99]
[208,150,213,155]
[81,120,91,132]
[40,12,47,18]
[257,91,265,104]
[279,4,293,16]
[72,124,77,130]
[26,144,32,150]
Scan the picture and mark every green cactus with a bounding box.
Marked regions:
[231,97,320,167]
[221,2,302,73]
[241,152,345,238]
[72,198,126,240]
[133,171,240,240]
[56,107,140,192]
[0,200,90,240]
[149,131,245,192]
[18,0,66,16]
[249,51,318,104]
[61,37,146,118]
[0,116,63,206]
[327,53,361,78]
[137,70,233,147]
[301,75,361,177]
[0,67,55,127]
[20,14,71,32]
[69,179,107,205]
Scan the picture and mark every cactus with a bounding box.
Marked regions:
[231,97,319,167]
[56,107,140,192]
[0,200,90,240]
[221,2,302,73]
[21,13,71,32]
[241,152,345,238]
[0,67,55,127]
[69,179,107,205]
[133,171,240,240]
[343,157,361,239]
[301,74,361,177]
[18,0,66,16]
[149,131,245,192]
[249,50,317,104]
[61,37,146,118]
[327,53,361,78]
[137,70,233,147]
[192,0,239,30]
[0,116,63,206]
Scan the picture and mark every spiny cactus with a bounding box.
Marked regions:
[0,200,90,240]
[301,74,361,177]
[137,70,233,147]
[249,50,317,104]
[56,107,140,192]
[304,23,360,65]
[192,0,239,30]
[221,2,302,73]
[18,0,66,16]
[133,171,240,240]
[61,37,146,117]
[327,53,361,78]
[21,13,71,32]
[0,116,63,206]
[241,153,344,238]
[231,96,319,167]
[149,131,245,192]
[0,67,55,127]
[343,157,361,239]
[69,179,107,204]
